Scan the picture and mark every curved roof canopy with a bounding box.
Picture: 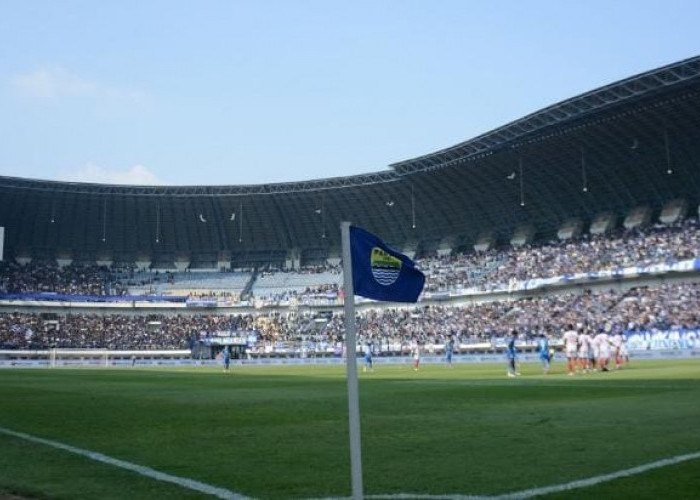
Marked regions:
[2,56,700,265]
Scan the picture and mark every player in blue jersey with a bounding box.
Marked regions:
[363,341,374,372]
[537,332,551,375]
[506,330,519,377]
[445,335,455,367]
[222,346,231,372]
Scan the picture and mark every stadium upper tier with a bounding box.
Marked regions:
[2,216,699,301]
[2,56,700,266]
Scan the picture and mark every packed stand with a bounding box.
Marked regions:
[0,313,233,350]
[2,218,699,301]
[2,282,699,352]
[0,262,112,296]
[252,264,342,304]
[418,218,700,292]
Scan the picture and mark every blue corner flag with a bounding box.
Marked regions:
[350,226,425,303]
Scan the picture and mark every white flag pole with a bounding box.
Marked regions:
[340,221,363,500]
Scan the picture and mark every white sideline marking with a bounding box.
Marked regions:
[362,450,700,500]
[492,450,700,499]
[365,495,486,499]
[0,426,251,500]
[3,423,698,500]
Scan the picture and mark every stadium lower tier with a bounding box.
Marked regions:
[1,282,698,354]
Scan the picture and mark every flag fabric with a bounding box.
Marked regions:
[349,226,425,303]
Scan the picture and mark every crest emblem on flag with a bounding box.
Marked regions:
[370,247,402,285]
[349,225,425,303]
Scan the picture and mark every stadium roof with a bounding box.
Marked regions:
[2,55,700,265]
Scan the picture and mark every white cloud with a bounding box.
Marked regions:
[9,66,149,106]
[10,67,93,99]
[59,163,165,185]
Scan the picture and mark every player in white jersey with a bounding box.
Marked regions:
[578,329,593,373]
[611,333,624,369]
[589,334,599,371]
[412,341,422,371]
[594,330,610,371]
[562,324,579,376]
[619,335,630,366]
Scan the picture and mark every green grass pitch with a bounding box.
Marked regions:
[1,359,699,499]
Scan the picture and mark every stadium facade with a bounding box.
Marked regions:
[2,56,700,269]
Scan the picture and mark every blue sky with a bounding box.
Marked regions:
[0,0,699,186]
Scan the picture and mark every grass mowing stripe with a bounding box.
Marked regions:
[0,426,251,500]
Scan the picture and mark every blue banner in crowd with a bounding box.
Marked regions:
[517,258,700,291]
[625,329,699,350]
[0,292,187,303]
[186,299,217,307]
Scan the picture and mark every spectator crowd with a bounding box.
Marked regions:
[2,217,700,353]
[2,282,699,352]
[2,218,700,300]
[0,262,111,296]
[418,218,700,292]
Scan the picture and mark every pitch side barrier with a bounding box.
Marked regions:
[1,347,698,368]
[0,349,191,368]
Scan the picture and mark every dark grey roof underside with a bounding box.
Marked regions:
[2,56,700,262]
